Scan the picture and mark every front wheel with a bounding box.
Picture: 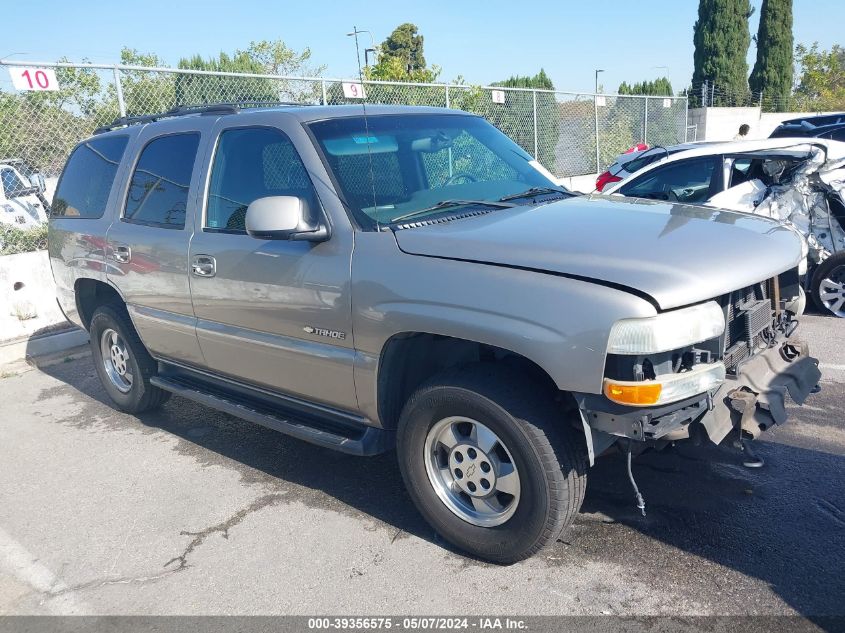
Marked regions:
[811,252,845,318]
[396,365,587,563]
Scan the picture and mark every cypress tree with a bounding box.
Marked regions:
[749,0,794,111]
[692,0,753,104]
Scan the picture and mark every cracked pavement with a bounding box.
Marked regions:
[0,313,843,616]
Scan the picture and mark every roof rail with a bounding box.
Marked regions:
[93,101,317,134]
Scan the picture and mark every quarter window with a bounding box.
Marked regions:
[124,133,199,229]
[52,136,129,218]
[206,127,316,233]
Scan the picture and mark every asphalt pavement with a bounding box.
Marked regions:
[0,313,842,617]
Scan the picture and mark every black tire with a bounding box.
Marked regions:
[89,303,170,413]
[810,252,845,318]
[396,364,587,564]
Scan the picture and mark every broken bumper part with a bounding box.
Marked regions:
[700,339,821,443]
[577,338,821,447]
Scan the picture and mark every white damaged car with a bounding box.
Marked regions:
[602,138,845,317]
[1,161,49,230]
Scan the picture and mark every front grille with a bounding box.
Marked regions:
[721,280,774,373]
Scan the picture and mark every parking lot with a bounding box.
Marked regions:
[0,313,843,617]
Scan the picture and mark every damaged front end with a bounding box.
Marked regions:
[574,274,821,464]
[705,141,845,315]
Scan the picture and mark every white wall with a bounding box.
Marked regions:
[687,107,838,142]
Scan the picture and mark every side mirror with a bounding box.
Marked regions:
[244,196,329,242]
[12,186,40,198]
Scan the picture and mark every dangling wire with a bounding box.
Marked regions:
[627,440,647,516]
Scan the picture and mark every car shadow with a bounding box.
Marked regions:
[35,357,845,617]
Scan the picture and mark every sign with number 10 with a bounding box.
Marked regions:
[9,67,60,91]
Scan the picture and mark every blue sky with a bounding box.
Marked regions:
[2,0,842,94]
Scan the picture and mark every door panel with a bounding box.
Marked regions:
[188,122,356,410]
[106,125,210,365]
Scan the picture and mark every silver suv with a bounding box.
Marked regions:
[49,104,821,563]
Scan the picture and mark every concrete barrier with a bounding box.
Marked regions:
[0,250,86,365]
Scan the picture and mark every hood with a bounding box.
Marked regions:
[392,195,802,310]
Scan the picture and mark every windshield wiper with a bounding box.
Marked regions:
[391,199,516,223]
[499,186,574,202]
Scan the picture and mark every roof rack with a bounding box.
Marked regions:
[93,101,317,134]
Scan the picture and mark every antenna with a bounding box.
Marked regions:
[349,26,380,230]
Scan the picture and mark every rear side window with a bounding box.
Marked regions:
[124,133,200,229]
[206,127,316,233]
[52,136,129,218]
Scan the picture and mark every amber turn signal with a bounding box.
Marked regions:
[604,381,663,406]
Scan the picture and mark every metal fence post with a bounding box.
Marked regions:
[113,66,127,118]
[594,93,600,174]
[643,97,648,144]
[684,94,690,142]
[532,90,539,159]
[701,80,708,108]
[445,85,453,176]
[320,79,327,105]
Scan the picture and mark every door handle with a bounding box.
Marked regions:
[112,244,131,263]
[191,255,216,277]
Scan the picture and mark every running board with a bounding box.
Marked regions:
[150,375,391,456]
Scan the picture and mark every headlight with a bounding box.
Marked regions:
[607,301,725,354]
[604,362,726,407]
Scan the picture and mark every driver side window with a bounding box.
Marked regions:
[421,131,518,188]
[206,126,316,233]
[620,157,718,203]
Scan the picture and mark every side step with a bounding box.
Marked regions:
[150,375,391,456]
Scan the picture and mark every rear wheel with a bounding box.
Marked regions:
[396,365,587,563]
[89,304,170,413]
[811,253,845,317]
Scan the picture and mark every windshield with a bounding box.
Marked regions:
[308,114,563,228]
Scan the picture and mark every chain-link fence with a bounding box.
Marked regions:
[0,60,688,253]
[690,80,845,113]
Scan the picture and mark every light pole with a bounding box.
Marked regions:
[0,52,28,63]
[346,29,377,67]
[653,65,670,89]
[595,69,604,94]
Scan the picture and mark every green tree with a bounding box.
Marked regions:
[749,0,794,111]
[492,70,558,172]
[175,52,276,105]
[328,24,442,107]
[794,42,845,110]
[175,41,325,105]
[618,77,674,96]
[692,0,754,104]
[117,47,176,116]
[378,23,426,72]
[365,23,441,82]
[242,39,325,77]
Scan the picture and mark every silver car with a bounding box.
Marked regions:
[49,104,821,563]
